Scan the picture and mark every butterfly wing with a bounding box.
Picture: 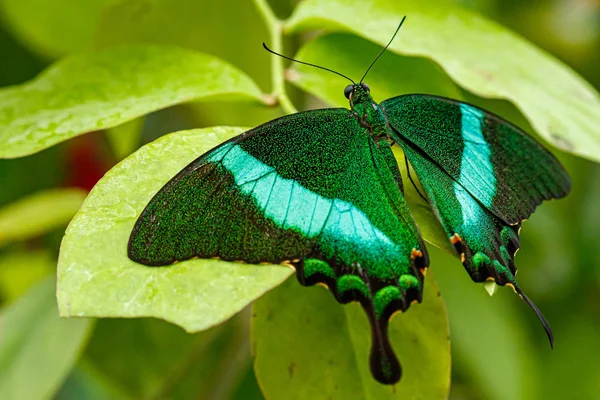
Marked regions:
[382,94,569,344]
[128,109,428,384]
[382,94,571,225]
[399,141,554,341]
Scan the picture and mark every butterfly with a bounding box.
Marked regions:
[127,17,571,385]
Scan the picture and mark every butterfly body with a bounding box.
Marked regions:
[129,62,569,386]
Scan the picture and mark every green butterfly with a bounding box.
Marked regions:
[128,18,570,385]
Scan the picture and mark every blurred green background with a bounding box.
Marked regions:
[0,0,599,399]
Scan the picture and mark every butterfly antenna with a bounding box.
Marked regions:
[360,16,406,84]
[262,43,355,84]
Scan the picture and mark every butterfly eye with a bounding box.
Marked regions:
[344,85,353,99]
[361,83,370,92]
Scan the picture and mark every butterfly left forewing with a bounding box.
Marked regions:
[128,134,313,265]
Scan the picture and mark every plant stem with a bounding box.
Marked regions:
[252,0,298,115]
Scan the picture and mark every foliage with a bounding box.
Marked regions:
[0,0,599,399]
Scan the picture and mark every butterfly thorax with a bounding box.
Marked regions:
[348,84,393,139]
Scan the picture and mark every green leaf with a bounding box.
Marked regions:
[0,45,264,159]
[57,127,292,332]
[0,277,93,400]
[0,0,112,58]
[0,188,86,246]
[96,0,271,90]
[252,272,450,400]
[285,0,600,163]
[0,250,54,302]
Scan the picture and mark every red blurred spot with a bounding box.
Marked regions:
[64,134,112,191]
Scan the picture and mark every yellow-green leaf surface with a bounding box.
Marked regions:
[0,188,87,246]
[289,33,454,254]
[0,45,263,159]
[286,0,600,163]
[0,277,93,400]
[57,127,292,332]
[0,0,112,58]
[252,273,450,400]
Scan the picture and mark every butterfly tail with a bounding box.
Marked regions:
[294,259,403,384]
[510,281,554,348]
[294,256,428,385]
[364,303,402,384]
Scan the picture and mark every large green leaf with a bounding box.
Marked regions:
[252,272,450,400]
[57,127,292,332]
[0,0,112,58]
[0,277,93,400]
[96,0,271,89]
[285,0,600,163]
[0,45,263,158]
[0,188,86,246]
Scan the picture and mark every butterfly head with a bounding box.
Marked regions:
[345,83,372,107]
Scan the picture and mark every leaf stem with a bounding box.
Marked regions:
[252,0,298,114]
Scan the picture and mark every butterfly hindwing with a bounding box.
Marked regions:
[398,140,554,342]
[382,94,571,225]
[383,95,566,343]
[129,109,429,384]
[400,140,520,283]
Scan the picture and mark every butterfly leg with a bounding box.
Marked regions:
[404,155,428,203]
